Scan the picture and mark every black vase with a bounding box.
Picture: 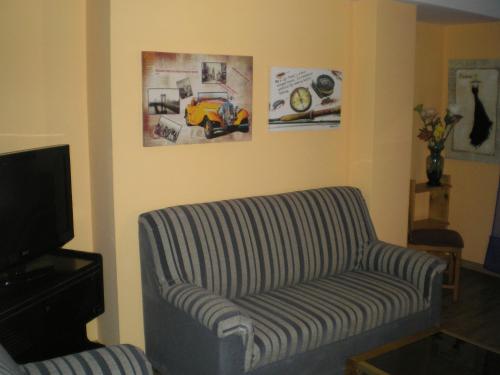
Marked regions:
[426,144,444,186]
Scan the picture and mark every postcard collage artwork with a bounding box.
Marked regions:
[142,52,253,146]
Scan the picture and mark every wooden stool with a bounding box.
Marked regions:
[408,176,464,302]
[408,228,463,302]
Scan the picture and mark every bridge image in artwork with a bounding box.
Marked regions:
[148,88,180,114]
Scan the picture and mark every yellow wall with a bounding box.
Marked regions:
[109,0,354,346]
[350,0,416,245]
[412,23,445,182]
[349,0,378,210]
[444,23,500,264]
[412,22,500,263]
[0,0,97,338]
[87,0,120,343]
[101,0,418,346]
[3,0,497,349]
[0,0,93,250]
[1,0,421,347]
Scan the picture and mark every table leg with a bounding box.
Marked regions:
[453,248,461,302]
[447,251,454,284]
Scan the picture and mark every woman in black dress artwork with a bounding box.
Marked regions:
[469,79,493,148]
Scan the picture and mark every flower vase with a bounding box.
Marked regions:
[426,144,444,186]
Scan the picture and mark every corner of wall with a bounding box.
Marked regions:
[86,0,120,344]
[349,0,417,245]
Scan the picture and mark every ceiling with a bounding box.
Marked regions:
[399,0,500,24]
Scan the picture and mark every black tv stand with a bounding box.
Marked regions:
[0,248,104,363]
[0,265,55,288]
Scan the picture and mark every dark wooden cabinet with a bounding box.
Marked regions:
[0,249,104,363]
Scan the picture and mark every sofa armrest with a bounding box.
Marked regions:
[163,283,254,371]
[0,344,23,375]
[21,345,153,375]
[362,240,446,301]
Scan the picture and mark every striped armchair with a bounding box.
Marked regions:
[1,343,153,375]
[139,187,446,375]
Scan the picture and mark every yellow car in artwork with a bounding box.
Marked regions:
[184,92,250,139]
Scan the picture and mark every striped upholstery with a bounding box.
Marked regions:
[362,241,447,301]
[0,344,22,375]
[234,270,426,370]
[164,283,252,334]
[20,345,153,375]
[139,187,446,373]
[163,282,254,371]
[139,187,376,299]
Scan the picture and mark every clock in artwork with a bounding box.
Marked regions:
[290,87,312,112]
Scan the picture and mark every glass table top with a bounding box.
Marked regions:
[350,330,500,375]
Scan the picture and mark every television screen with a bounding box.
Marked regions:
[0,145,73,272]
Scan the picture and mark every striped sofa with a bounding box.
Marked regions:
[0,343,153,375]
[139,187,446,375]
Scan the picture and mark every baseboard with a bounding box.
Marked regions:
[461,260,500,278]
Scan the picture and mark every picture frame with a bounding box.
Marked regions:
[142,51,252,146]
[268,67,342,132]
[447,59,500,164]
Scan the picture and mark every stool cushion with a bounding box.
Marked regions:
[409,229,464,248]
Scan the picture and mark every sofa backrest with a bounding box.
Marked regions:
[139,187,377,299]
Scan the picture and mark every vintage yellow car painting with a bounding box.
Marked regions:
[142,52,252,146]
[184,92,250,139]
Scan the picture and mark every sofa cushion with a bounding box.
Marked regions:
[409,228,464,248]
[233,271,427,370]
[140,187,376,299]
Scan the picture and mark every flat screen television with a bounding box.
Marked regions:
[0,145,74,273]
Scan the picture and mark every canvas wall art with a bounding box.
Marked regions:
[268,67,342,132]
[142,52,253,146]
[448,59,500,163]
